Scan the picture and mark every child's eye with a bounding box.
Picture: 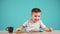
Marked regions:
[34,15,37,17]
[38,16,40,17]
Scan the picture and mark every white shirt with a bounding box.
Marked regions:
[23,20,46,32]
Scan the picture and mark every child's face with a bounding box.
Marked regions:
[32,12,41,22]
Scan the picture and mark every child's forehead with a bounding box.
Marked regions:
[32,12,41,14]
[32,12,41,16]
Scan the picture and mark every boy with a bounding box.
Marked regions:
[16,8,52,32]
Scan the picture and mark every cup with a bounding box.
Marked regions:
[6,26,13,33]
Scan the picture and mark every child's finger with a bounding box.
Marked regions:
[16,28,20,31]
[49,28,53,32]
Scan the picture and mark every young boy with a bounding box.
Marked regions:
[16,8,52,32]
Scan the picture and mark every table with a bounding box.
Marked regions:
[0,30,60,34]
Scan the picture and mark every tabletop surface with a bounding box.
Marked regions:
[0,30,60,34]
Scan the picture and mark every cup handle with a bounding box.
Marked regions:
[5,27,8,31]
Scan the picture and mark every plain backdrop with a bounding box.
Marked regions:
[0,0,60,30]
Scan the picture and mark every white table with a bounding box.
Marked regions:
[0,30,60,34]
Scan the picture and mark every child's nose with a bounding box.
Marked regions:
[36,17,39,19]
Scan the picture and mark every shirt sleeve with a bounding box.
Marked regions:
[22,20,29,27]
[40,20,46,29]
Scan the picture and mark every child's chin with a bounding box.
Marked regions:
[35,20,39,22]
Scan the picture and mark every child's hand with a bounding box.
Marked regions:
[16,28,20,34]
[16,28,21,31]
[44,28,53,32]
[16,28,22,33]
[49,28,53,32]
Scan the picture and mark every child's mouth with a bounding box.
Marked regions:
[35,19,39,21]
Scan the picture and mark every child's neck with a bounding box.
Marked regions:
[31,19,39,23]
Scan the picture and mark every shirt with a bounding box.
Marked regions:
[22,20,46,32]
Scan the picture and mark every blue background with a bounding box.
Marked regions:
[0,0,60,30]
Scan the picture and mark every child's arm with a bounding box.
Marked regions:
[16,26,25,34]
[40,20,53,32]
[16,26,25,32]
[16,20,28,33]
[44,27,53,32]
